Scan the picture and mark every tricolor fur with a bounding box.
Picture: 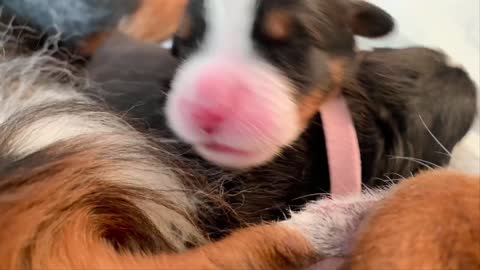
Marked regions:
[166,0,477,179]
[0,56,478,269]
[0,0,479,269]
[1,49,478,268]
[0,28,364,269]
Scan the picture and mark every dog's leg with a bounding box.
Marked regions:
[342,170,480,270]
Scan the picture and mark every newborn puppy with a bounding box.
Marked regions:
[166,0,395,168]
[165,0,477,178]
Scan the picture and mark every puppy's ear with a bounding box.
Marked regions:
[348,1,394,38]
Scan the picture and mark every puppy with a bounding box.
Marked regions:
[165,0,477,177]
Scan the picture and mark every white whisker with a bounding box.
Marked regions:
[388,155,441,169]
[419,115,452,156]
[292,192,330,201]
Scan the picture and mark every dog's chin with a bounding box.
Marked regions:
[194,142,282,170]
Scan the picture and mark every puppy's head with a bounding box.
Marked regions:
[166,0,394,169]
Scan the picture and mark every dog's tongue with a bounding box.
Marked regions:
[306,95,362,269]
[319,95,363,197]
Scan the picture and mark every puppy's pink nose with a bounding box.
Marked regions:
[190,105,225,134]
[185,71,251,135]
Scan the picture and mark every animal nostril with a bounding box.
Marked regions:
[191,106,225,135]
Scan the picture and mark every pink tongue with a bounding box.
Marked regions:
[305,96,362,270]
[319,95,362,197]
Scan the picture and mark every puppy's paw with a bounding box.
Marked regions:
[282,189,389,257]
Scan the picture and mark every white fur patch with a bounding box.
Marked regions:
[0,43,202,248]
[203,0,257,53]
[0,79,133,158]
[8,111,132,158]
[0,47,184,196]
[283,189,390,256]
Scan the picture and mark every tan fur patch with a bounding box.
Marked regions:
[298,91,328,126]
[77,32,111,56]
[328,58,347,87]
[137,225,317,270]
[119,0,188,43]
[0,137,202,268]
[176,14,192,40]
[263,10,293,41]
[297,58,347,126]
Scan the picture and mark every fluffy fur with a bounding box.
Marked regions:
[0,28,339,270]
[0,3,479,269]
[1,59,477,267]
[303,169,480,270]
[1,46,478,267]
